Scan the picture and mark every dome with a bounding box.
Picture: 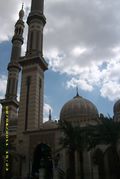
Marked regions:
[113,99,120,114]
[60,94,98,123]
[43,120,58,129]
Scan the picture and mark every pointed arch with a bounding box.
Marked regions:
[32,143,53,178]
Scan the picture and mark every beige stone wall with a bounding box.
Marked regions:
[16,61,45,176]
[17,63,44,136]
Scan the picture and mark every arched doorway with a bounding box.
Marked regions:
[32,143,53,179]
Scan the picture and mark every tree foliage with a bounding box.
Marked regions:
[86,116,120,150]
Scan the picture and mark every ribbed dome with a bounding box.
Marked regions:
[60,95,98,123]
[113,99,120,114]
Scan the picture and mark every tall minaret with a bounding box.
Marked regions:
[18,0,48,133]
[0,6,25,133]
[26,0,46,56]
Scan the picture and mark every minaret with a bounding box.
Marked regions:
[26,0,46,57]
[18,0,48,133]
[0,6,25,133]
[49,109,52,121]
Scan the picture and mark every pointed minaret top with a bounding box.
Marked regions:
[49,109,52,121]
[19,3,24,20]
[22,3,24,10]
[31,0,44,13]
[76,86,79,97]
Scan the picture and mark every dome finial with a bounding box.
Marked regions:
[74,86,81,99]
[22,3,24,10]
[73,86,80,99]
[76,86,79,97]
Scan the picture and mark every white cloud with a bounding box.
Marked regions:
[71,47,87,57]
[0,75,7,95]
[67,78,93,92]
[0,0,120,102]
[0,75,7,122]
[100,81,120,101]
[43,102,58,122]
[0,1,21,42]
[0,95,4,122]
[43,0,120,101]
[43,103,52,122]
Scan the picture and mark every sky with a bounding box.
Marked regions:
[0,0,120,121]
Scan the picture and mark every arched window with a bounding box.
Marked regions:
[32,143,53,178]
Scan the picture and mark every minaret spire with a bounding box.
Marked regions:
[19,3,24,20]
[7,6,25,97]
[0,7,25,133]
[22,3,24,10]
[17,0,48,132]
[31,0,44,13]
[26,0,46,58]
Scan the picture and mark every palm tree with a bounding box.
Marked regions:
[87,115,120,151]
[59,120,87,179]
[86,115,120,179]
[72,126,87,179]
[59,120,76,179]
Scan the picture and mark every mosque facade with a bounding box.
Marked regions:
[0,0,120,179]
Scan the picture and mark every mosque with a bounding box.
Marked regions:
[0,0,120,179]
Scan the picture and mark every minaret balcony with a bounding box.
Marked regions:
[0,98,19,108]
[19,55,48,71]
[7,62,21,71]
[12,35,24,44]
[27,12,46,26]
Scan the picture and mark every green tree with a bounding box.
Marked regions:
[87,115,120,150]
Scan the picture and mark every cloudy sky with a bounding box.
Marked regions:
[0,0,120,121]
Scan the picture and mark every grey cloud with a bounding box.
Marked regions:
[1,0,120,100]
